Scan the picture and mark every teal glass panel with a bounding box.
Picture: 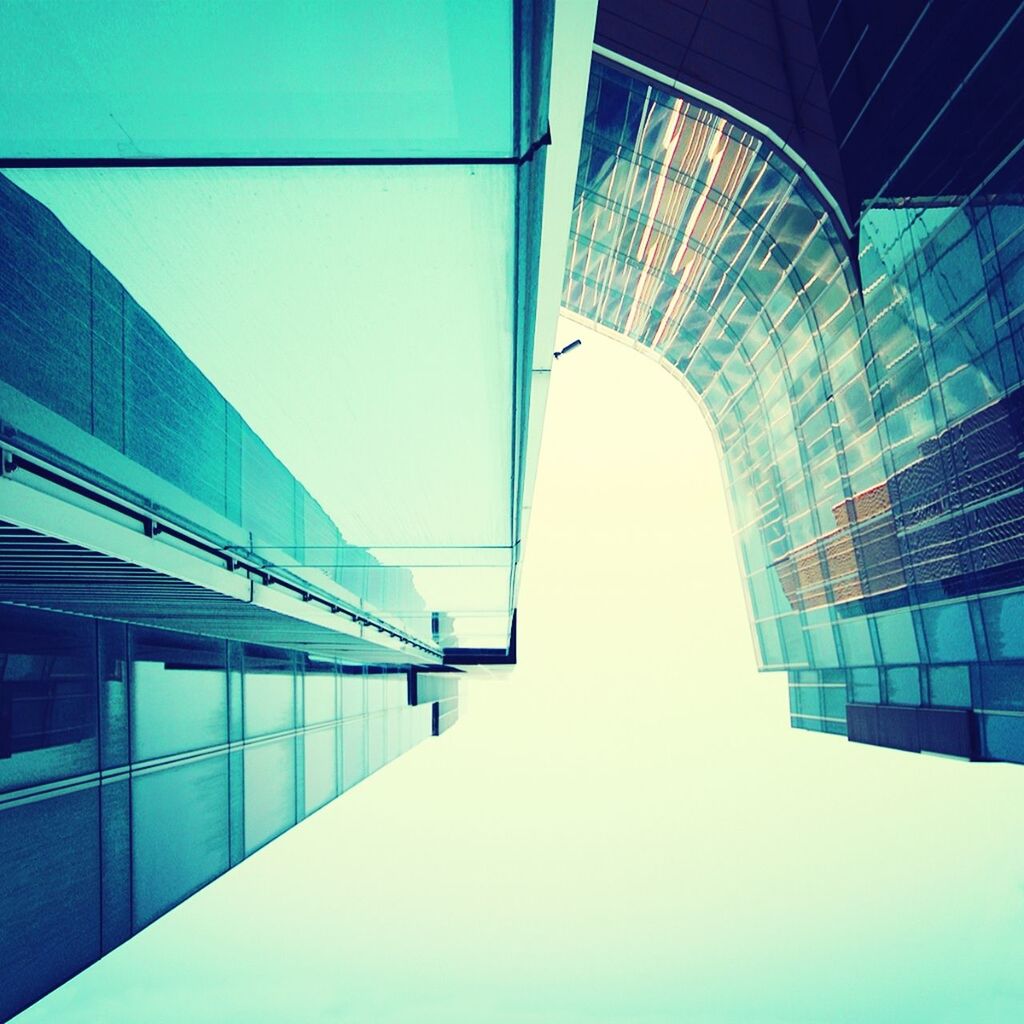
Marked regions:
[341,676,367,719]
[303,670,336,727]
[928,665,971,708]
[822,685,847,719]
[0,0,517,159]
[367,679,386,715]
[979,714,1024,764]
[3,166,515,539]
[0,605,97,793]
[228,749,244,867]
[850,668,882,703]
[980,592,1024,660]
[368,715,386,774]
[100,780,131,952]
[303,728,337,816]
[228,662,243,744]
[874,610,919,665]
[341,719,367,790]
[385,675,408,709]
[976,664,1024,712]
[790,686,822,716]
[243,737,296,854]
[98,623,129,770]
[131,755,229,929]
[756,620,784,666]
[837,617,874,665]
[920,602,978,664]
[0,790,101,1019]
[791,715,824,733]
[885,667,921,706]
[806,620,840,668]
[243,650,295,738]
[779,614,808,665]
[130,631,226,761]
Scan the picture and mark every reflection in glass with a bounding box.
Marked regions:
[303,667,337,726]
[130,630,226,761]
[242,647,295,739]
[303,728,337,816]
[0,605,97,792]
[132,755,229,929]
[244,737,296,855]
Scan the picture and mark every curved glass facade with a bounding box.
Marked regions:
[564,60,1024,761]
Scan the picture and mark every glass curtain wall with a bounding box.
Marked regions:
[0,6,556,1016]
[563,61,1024,761]
[0,602,433,1021]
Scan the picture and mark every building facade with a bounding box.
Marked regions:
[0,2,565,1019]
[0,154,467,1024]
[565,0,1024,759]
[3,0,1024,1019]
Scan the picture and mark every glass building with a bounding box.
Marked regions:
[2,0,1024,1018]
[566,0,1024,761]
[0,2,568,1018]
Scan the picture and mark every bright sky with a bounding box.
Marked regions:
[14,324,1024,1024]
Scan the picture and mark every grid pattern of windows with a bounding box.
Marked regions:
[564,61,1024,756]
[0,603,438,1021]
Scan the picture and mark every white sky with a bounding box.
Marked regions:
[14,324,1024,1024]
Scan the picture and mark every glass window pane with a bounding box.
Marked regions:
[920,602,977,663]
[981,592,1024,660]
[341,719,367,791]
[341,676,366,718]
[0,789,101,1020]
[131,629,227,761]
[243,648,295,738]
[0,604,97,792]
[303,728,337,816]
[850,668,881,703]
[980,714,1024,764]
[928,665,971,707]
[132,755,229,929]
[98,623,129,769]
[874,609,919,664]
[303,669,336,726]
[244,737,296,854]
[367,714,386,774]
[886,667,920,706]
